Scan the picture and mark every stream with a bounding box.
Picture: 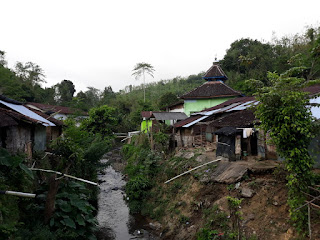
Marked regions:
[96,148,158,240]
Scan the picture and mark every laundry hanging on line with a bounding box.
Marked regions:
[243,128,253,138]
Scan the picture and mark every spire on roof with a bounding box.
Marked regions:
[202,63,228,81]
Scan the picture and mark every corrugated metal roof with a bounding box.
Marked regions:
[152,112,188,120]
[183,115,208,128]
[200,96,256,112]
[174,115,203,128]
[225,100,257,112]
[0,100,55,127]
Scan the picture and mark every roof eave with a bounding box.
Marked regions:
[182,94,241,100]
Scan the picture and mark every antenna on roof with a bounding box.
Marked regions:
[214,54,217,61]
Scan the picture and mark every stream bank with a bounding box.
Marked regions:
[96,147,159,240]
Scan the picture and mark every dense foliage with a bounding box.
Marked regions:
[221,26,320,95]
[0,108,115,239]
[254,70,317,233]
[122,134,162,213]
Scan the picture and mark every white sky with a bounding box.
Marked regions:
[1,0,319,93]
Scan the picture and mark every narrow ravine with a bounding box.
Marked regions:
[96,148,158,240]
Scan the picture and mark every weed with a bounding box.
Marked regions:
[227,184,235,191]
[179,215,190,224]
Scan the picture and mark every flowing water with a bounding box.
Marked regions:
[96,150,158,240]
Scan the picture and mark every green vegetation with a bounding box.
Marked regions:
[122,134,162,213]
[222,26,320,95]
[0,105,116,239]
[197,198,244,240]
[254,70,317,233]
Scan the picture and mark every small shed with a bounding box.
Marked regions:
[214,127,242,161]
[141,111,188,133]
[0,95,63,154]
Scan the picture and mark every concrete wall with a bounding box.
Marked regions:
[184,97,235,116]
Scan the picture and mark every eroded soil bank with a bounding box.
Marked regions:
[127,147,320,240]
[97,145,320,240]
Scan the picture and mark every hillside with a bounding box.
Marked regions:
[121,136,320,240]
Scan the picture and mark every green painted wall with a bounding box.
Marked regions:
[141,120,153,133]
[184,97,235,116]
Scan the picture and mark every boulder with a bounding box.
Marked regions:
[241,187,254,198]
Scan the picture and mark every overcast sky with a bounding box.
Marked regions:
[1,0,319,93]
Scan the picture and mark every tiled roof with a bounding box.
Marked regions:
[180,81,241,100]
[303,84,320,96]
[141,111,153,119]
[203,64,228,81]
[26,102,87,115]
[210,110,256,128]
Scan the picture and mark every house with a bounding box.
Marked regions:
[161,100,184,113]
[0,95,63,155]
[26,102,88,121]
[141,111,188,133]
[180,63,241,116]
[174,96,258,148]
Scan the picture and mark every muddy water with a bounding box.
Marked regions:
[96,152,158,240]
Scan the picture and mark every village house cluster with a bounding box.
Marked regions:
[141,63,320,167]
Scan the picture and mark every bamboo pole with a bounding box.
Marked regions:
[165,158,222,184]
[308,203,311,240]
[0,190,36,198]
[294,192,320,212]
[30,168,98,186]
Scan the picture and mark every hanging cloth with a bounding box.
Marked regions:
[243,128,253,138]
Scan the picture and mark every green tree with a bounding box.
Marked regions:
[158,92,179,109]
[81,105,118,137]
[54,80,76,105]
[100,86,116,105]
[254,70,316,233]
[15,61,46,86]
[132,62,155,102]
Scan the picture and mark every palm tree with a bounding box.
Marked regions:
[132,62,155,102]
